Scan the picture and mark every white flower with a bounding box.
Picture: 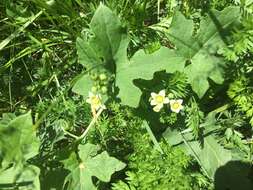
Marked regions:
[86,92,105,111]
[150,90,170,112]
[169,99,184,113]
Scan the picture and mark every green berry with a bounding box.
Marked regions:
[101,86,108,94]
[91,86,97,93]
[99,73,107,81]
[90,73,98,80]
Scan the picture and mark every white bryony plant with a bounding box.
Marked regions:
[86,92,106,116]
[149,90,170,112]
[169,99,184,113]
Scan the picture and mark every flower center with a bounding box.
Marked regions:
[91,96,101,106]
[155,95,164,103]
[172,102,180,109]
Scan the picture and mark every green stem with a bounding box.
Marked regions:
[77,107,104,141]
[157,0,160,21]
[62,128,79,139]
[143,121,164,154]
[61,108,104,141]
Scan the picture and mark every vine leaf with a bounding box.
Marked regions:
[163,112,232,179]
[0,112,40,189]
[185,135,232,179]
[72,74,93,97]
[73,4,129,98]
[0,111,39,165]
[0,165,40,190]
[76,37,102,69]
[166,7,240,97]
[116,48,185,107]
[164,125,232,179]
[63,143,126,190]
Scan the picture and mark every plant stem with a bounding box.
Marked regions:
[143,121,164,154]
[62,128,79,139]
[61,107,104,140]
[77,107,104,141]
[157,0,160,21]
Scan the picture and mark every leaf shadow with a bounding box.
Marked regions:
[133,71,175,137]
[40,168,69,190]
[214,160,253,190]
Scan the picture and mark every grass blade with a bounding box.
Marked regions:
[0,10,43,51]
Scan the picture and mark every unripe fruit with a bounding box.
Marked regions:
[101,86,108,94]
[99,73,107,81]
[90,73,98,80]
[91,86,97,93]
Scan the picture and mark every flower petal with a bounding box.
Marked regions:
[170,104,183,113]
[151,92,157,98]
[153,104,163,112]
[159,90,166,97]
[169,99,176,105]
[153,106,161,112]
[171,108,180,113]
[88,92,94,97]
[164,97,170,104]
[150,99,157,106]
[177,99,183,104]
